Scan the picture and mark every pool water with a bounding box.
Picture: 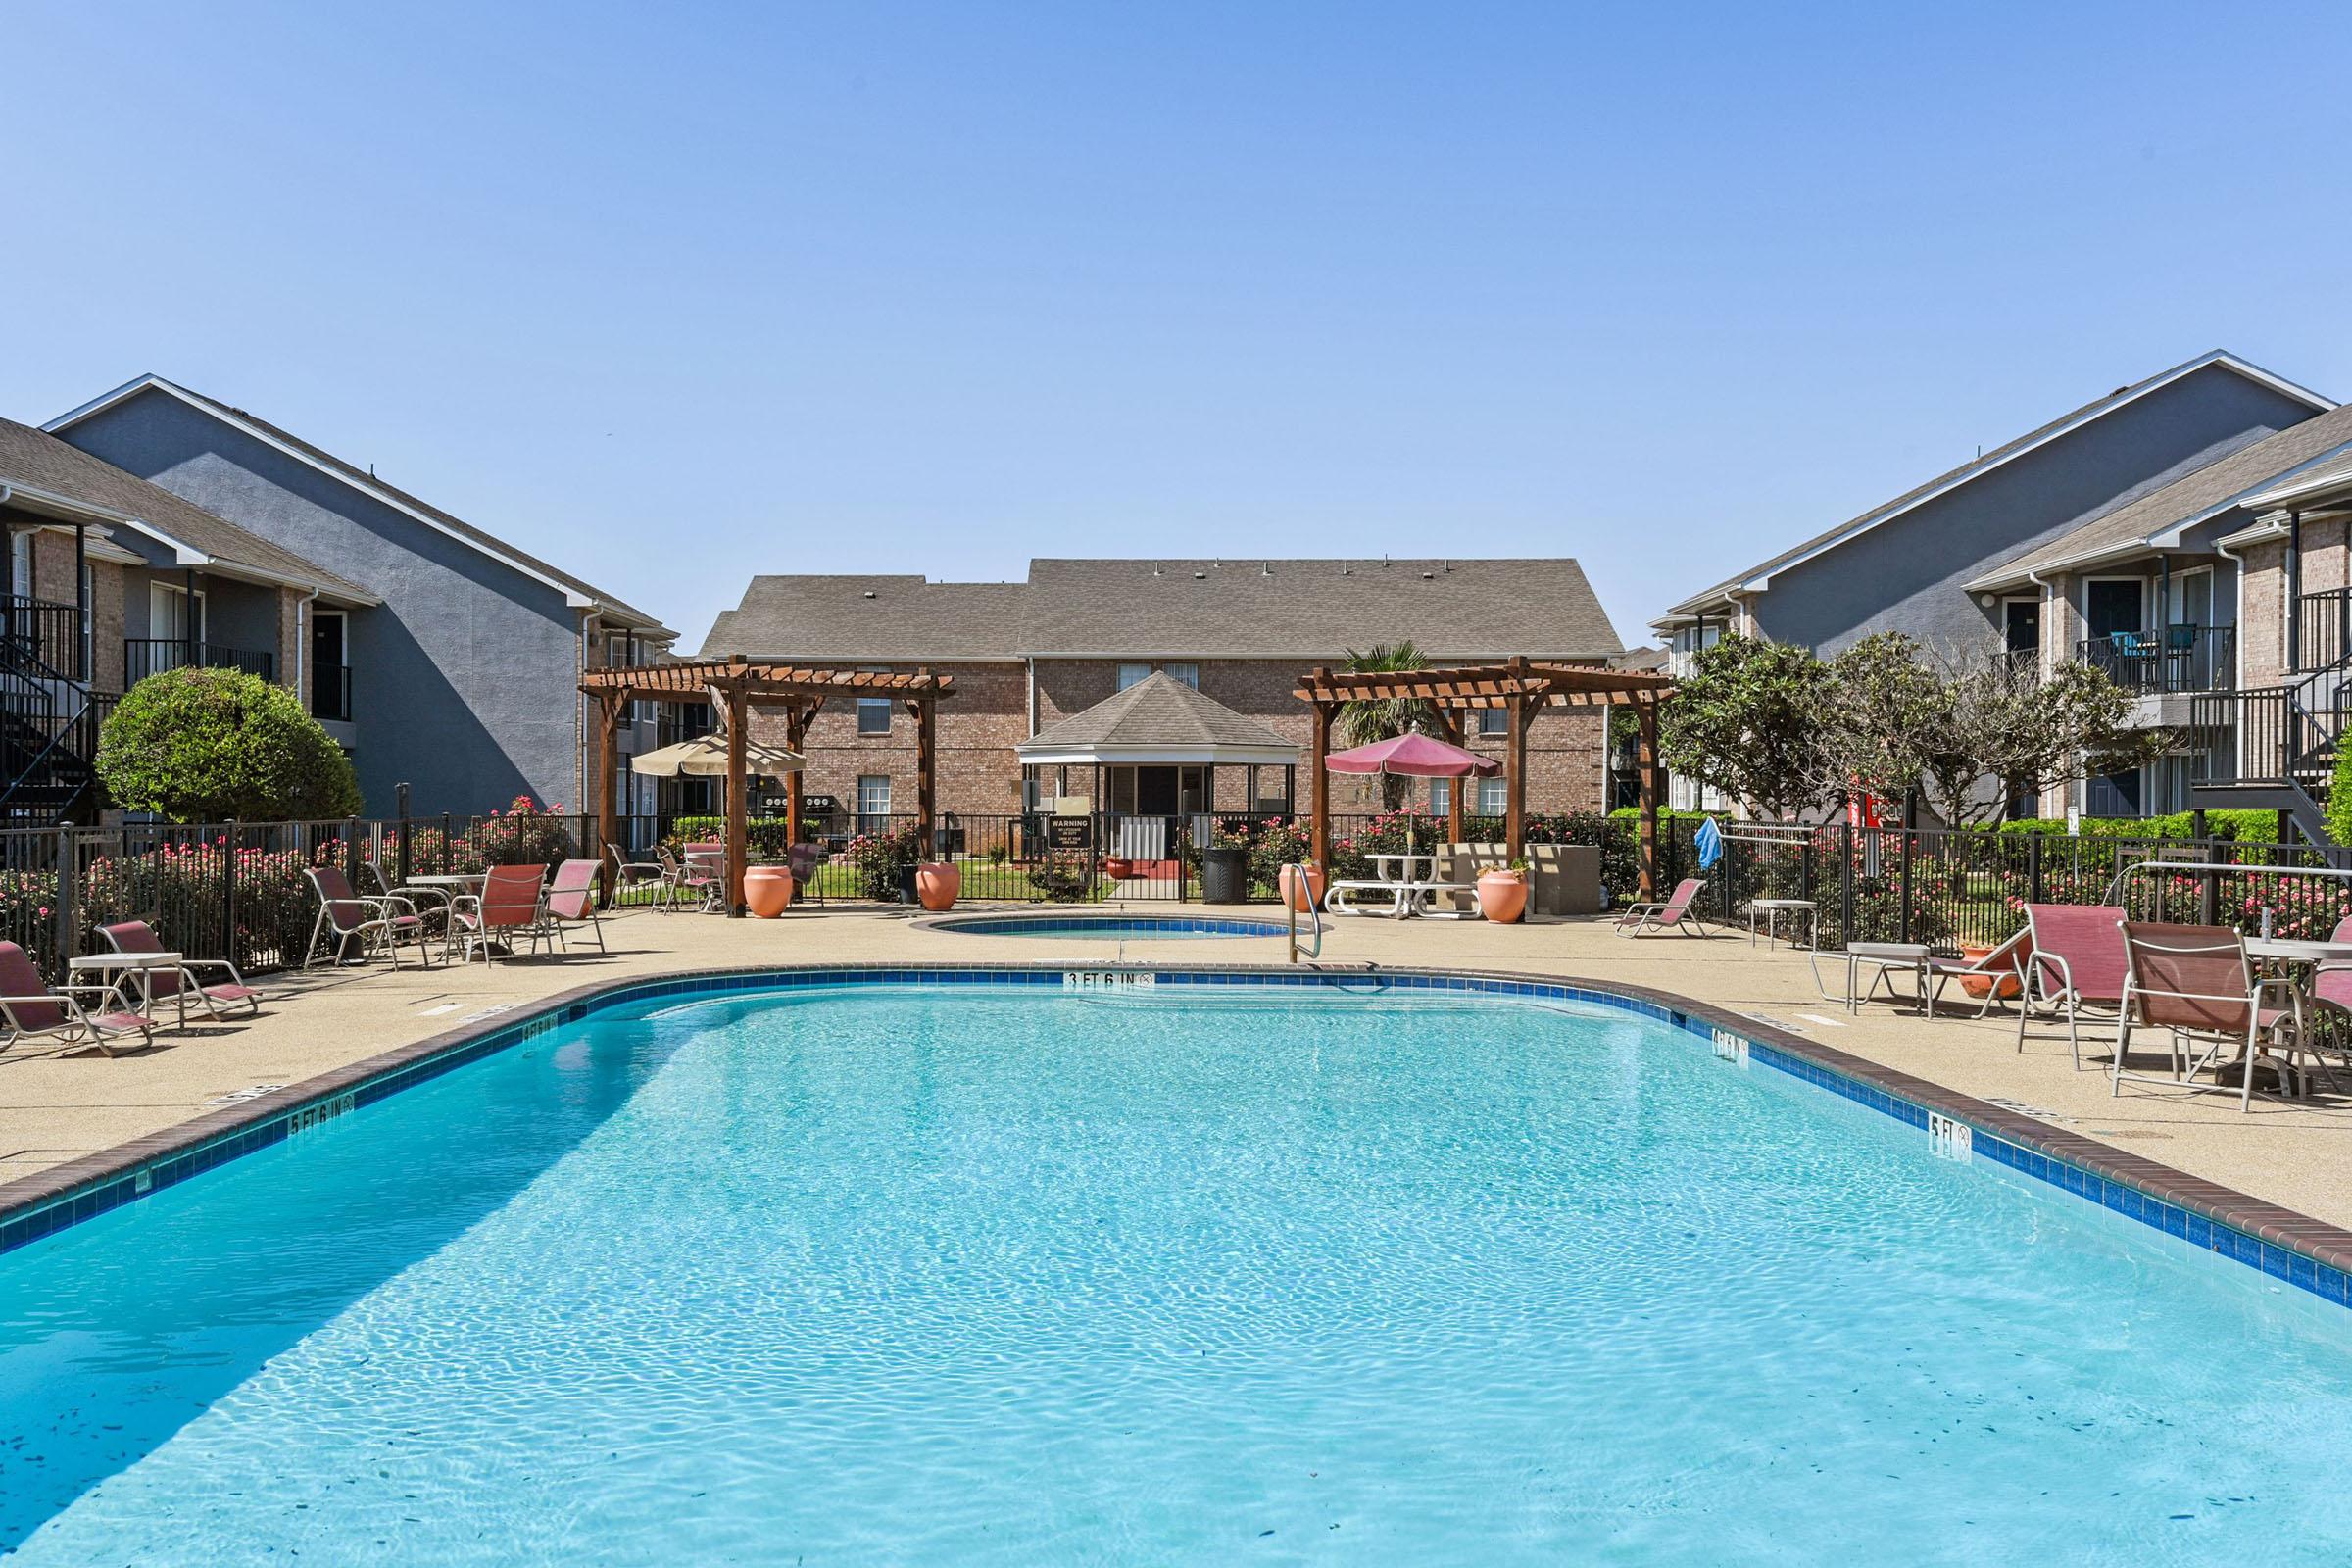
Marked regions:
[937,913,1288,937]
[4,982,2350,1564]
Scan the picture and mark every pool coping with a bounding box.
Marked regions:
[5,960,2351,1306]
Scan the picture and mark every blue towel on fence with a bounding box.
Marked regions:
[1694,815,1724,870]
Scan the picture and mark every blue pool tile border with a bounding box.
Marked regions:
[3,960,2349,1310]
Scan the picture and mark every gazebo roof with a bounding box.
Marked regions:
[1017,671,1299,766]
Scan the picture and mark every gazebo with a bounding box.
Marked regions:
[1291,657,1675,896]
[580,657,955,914]
[1016,672,1298,866]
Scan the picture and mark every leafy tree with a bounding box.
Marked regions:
[1655,634,1838,820]
[2326,736,2352,848]
[1335,640,1439,808]
[98,665,364,823]
[1925,650,2164,828]
[1818,632,1950,812]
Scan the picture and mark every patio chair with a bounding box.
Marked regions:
[2015,903,2131,1068]
[681,842,726,913]
[544,858,608,954]
[364,858,456,929]
[2114,921,2307,1112]
[0,941,151,1056]
[305,865,436,969]
[96,920,262,1025]
[605,843,668,907]
[448,863,554,965]
[1613,877,1708,937]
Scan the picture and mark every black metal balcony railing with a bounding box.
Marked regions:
[122,639,276,686]
[0,595,86,681]
[312,662,353,723]
[2296,589,2352,673]
[2189,685,2352,787]
[2075,625,2234,694]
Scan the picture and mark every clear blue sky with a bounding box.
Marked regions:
[5,1,2347,651]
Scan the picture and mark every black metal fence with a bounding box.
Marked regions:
[2,807,2343,983]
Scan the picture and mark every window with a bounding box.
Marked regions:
[1475,777,1508,814]
[1430,778,1449,814]
[1116,662,1152,691]
[1476,708,1509,737]
[858,698,891,735]
[857,774,893,819]
[1163,662,1199,689]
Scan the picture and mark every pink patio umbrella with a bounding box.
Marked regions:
[1323,731,1499,849]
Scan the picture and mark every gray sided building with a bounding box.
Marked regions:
[46,376,676,817]
[1650,351,2333,815]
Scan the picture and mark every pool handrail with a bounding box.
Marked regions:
[1284,862,1323,963]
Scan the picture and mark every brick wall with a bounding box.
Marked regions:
[752,657,1611,822]
[2239,539,2287,688]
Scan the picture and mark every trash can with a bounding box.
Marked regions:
[1200,846,1249,904]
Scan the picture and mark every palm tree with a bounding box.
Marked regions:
[1335,640,1439,810]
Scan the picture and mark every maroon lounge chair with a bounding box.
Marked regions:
[0,941,151,1055]
[450,863,552,964]
[543,858,607,954]
[97,920,262,1025]
[2017,904,2131,1068]
[1614,877,1708,937]
[2114,921,2306,1112]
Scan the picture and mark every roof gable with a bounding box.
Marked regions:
[1655,351,2334,623]
[1017,670,1297,760]
[47,375,670,635]
[0,417,375,602]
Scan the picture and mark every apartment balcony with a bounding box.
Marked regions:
[2296,588,2352,672]
[2076,625,2233,729]
[122,638,276,686]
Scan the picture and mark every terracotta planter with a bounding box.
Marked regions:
[1278,863,1326,913]
[1104,857,1134,880]
[1957,940,2021,999]
[1478,870,1528,924]
[742,865,794,919]
[916,861,961,911]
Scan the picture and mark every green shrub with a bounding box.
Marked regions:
[2329,744,2352,848]
[669,815,796,858]
[98,666,361,822]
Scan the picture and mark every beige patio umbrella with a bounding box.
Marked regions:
[628,734,805,777]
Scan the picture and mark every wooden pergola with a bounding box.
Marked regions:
[580,657,955,915]
[1292,657,1676,897]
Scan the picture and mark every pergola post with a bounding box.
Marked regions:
[1308,678,1332,876]
[1504,657,1530,861]
[725,664,749,918]
[595,691,621,903]
[1438,710,1466,845]
[784,701,812,850]
[914,670,937,853]
[1636,697,1661,901]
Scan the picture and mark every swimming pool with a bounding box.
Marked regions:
[925,911,1289,937]
[4,974,2350,1563]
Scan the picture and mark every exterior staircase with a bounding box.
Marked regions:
[0,595,107,826]
[2189,589,2352,844]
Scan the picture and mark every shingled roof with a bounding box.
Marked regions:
[702,575,1029,662]
[1655,350,2333,623]
[700,558,1621,662]
[1016,671,1298,762]
[0,417,376,602]
[1969,402,2352,589]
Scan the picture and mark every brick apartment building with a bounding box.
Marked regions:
[696,558,1625,826]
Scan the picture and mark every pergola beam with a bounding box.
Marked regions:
[580,659,955,915]
[1292,659,1675,895]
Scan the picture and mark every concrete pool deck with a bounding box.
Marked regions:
[5,902,2352,1233]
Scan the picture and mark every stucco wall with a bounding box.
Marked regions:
[58,390,587,815]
